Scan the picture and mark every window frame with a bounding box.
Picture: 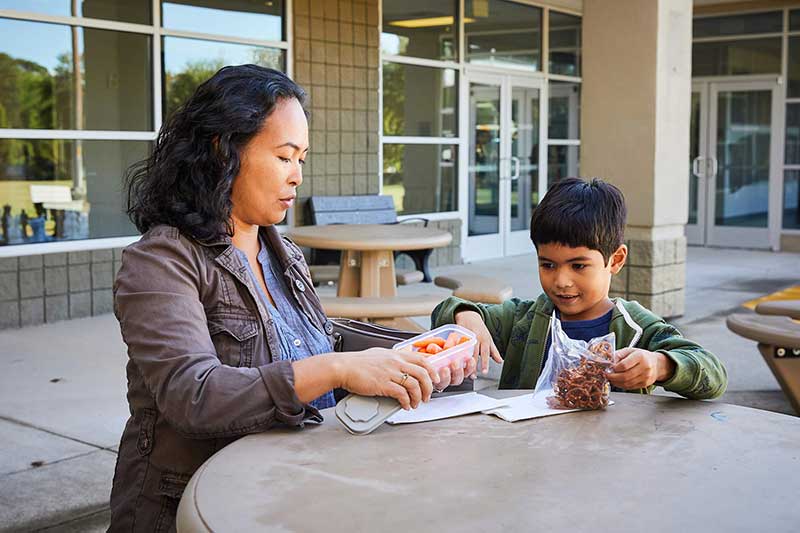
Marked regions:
[0,0,293,256]
[379,0,582,223]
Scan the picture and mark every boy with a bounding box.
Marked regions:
[432,177,727,399]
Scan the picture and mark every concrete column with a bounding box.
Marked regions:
[581,0,692,318]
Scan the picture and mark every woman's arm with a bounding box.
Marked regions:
[116,229,318,439]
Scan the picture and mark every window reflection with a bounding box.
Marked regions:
[693,38,781,77]
[548,81,580,140]
[161,0,284,41]
[0,139,149,244]
[549,11,581,77]
[547,145,579,188]
[0,18,153,131]
[381,0,457,61]
[163,36,284,119]
[382,62,457,137]
[693,12,782,38]
[784,171,800,230]
[383,144,457,215]
[465,0,542,69]
[0,0,152,25]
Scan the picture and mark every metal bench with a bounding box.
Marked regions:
[305,195,434,283]
[434,274,513,304]
[727,300,800,415]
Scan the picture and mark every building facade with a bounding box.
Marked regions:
[0,0,798,329]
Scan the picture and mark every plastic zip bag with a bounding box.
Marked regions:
[533,314,616,410]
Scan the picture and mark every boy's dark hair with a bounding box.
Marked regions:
[530,177,627,264]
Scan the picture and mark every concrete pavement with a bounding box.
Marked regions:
[1,245,798,531]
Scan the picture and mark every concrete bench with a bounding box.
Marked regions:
[434,274,513,304]
[727,312,800,415]
[310,265,423,287]
[319,294,443,320]
[755,300,800,320]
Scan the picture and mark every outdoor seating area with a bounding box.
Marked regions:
[727,299,800,415]
[4,0,800,531]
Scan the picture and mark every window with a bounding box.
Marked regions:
[381,0,457,61]
[381,2,460,216]
[383,144,458,215]
[465,0,542,69]
[161,0,284,42]
[0,139,149,244]
[0,18,153,131]
[0,1,289,246]
[549,11,581,76]
[693,12,782,38]
[382,62,457,138]
[693,38,782,77]
[0,0,152,24]
[163,37,284,119]
[784,170,800,230]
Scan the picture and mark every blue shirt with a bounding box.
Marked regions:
[236,241,335,410]
[543,309,614,369]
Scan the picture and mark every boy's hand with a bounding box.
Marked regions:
[607,348,676,390]
[454,310,503,376]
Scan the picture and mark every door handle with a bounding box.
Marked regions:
[510,156,520,181]
[691,156,704,178]
[706,157,718,177]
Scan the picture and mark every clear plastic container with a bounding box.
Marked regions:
[392,324,477,373]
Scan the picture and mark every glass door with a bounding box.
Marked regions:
[686,83,708,245]
[466,74,503,260]
[688,80,780,249]
[465,71,544,260]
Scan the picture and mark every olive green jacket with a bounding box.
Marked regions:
[432,294,727,400]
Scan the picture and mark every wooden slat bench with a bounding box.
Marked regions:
[433,274,513,304]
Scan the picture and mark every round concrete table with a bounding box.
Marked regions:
[176,392,800,532]
[287,224,451,298]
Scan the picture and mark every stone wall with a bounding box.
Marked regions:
[0,249,123,330]
[292,0,381,220]
[610,235,687,318]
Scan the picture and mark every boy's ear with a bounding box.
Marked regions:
[608,244,627,274]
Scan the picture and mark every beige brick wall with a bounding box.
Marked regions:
[293,0,381,219]
[609,236,687,318]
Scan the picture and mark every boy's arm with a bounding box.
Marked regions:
[644,322,728,400]
[431,296,524,355]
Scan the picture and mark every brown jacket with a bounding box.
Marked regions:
[109,225,332,532]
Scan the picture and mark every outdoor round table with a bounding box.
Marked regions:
[287,224,452,298]
[176,392,800,532]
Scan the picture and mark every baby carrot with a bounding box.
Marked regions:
[443,332,460,350]
[425,343,443,355]
[412,337,445,348]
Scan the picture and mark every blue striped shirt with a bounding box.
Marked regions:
[235,242,335,410]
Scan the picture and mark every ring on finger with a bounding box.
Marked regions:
[399,372,409,386]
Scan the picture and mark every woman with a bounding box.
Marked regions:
[109,65,473,531]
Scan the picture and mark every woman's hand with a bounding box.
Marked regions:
[455,310,503,376]
[335,347,441,410]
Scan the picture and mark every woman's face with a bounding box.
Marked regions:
[230,97,308,227]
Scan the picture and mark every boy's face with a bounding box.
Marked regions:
[536,242,627,321]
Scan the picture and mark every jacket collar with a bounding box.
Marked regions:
[196,225,299,274]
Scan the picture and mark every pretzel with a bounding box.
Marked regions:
[547,340,615,410]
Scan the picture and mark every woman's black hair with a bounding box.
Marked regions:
[530,177,627,264]
[125,64,308,241]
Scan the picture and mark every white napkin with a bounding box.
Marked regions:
[386,392,509,424]
[482,390,613,422]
